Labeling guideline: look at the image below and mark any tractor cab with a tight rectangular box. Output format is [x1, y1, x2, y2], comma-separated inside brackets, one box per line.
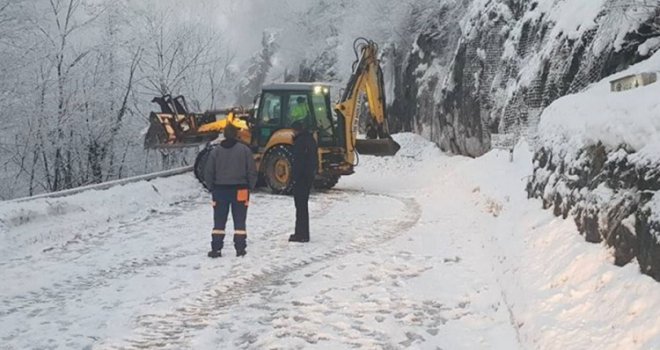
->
[252, 83, 341, 149]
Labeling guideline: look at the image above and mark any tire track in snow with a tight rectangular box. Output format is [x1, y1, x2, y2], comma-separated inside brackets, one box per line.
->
[0, 193, 203, 270]
[108, 191, 421, 349]
[0, 197, 205, 319]
[238, 251, 464, 349]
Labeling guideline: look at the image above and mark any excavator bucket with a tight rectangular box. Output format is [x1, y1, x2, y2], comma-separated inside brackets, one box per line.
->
[355, 138, 401, 156]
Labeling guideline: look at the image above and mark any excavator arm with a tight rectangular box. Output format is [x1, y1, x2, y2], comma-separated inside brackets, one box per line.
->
[335, 38, 400, 163]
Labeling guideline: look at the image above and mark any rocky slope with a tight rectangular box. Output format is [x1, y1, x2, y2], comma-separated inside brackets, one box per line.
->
[389, 0, 660, 157]
[528, 143, 660, 281]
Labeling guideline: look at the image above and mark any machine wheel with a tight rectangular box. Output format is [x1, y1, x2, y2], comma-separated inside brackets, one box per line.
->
[194, 144, 218, 190]
[314, 175, 340, 190]
[263, 145, 294, 195]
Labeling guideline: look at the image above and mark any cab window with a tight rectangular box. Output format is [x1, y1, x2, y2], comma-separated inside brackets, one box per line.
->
[256, 92, 283, 146]
[313, 93, 334, 138]
[259, 92, 282, 126]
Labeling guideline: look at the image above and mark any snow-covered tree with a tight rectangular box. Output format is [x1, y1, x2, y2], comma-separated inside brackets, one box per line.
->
[236, 30, 279, 106]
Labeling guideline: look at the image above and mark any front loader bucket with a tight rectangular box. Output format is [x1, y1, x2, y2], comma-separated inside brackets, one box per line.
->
[144, 112, 173, 149]
[355, 138, 401, 156]
[144, 112, 219, 149]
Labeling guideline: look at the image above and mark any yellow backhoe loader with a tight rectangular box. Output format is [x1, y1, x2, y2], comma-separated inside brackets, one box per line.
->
[144, 38, 400, 194]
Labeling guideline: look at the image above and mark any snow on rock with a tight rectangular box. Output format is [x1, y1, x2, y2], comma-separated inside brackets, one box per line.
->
[538, 51, 660, 158]
[390, 0, 659, 157]
[646, 194, 660, 243]
[529, 51, 660, 281]
[639, 37, 660, 56]
[545, 0, 608, 40]
[538, 80, 660, 154]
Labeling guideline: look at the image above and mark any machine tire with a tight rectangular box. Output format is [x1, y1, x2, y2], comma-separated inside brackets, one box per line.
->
[263, 145, 295, 195]
[314, 175, 340, 190]
[193, 144, 218, 190]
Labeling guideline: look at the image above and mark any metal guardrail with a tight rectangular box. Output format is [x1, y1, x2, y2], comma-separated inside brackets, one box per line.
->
[8, 166, 194, 203]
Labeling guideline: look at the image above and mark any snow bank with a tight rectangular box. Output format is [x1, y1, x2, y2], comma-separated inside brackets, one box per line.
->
[0, 173, 204, 258]
[353, 134, 660, 348]
[538, 51, 660, 161]
[462, 142, 660, 349]
[531, 50, 660, 281]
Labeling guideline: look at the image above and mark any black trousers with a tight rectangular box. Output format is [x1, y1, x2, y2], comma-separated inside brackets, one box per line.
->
[211, 185, 249, 252]
[293, 181, 312, 239]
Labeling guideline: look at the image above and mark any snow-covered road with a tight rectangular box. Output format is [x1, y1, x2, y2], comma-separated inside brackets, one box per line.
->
[1, 134, 659, 349]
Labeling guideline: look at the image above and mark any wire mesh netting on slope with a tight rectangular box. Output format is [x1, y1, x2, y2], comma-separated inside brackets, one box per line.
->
[490, 0, 659, 151]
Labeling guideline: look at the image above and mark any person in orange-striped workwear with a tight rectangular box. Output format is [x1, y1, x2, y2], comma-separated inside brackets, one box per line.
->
[203, 124, 258, 258]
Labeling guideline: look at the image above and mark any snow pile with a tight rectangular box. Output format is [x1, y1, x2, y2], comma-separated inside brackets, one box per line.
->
[359, 133, 446, 171]
[344, 133, 456, 192]
[0, 173, 204, 258]
[462, 143, 660, 349]
[529, 50, 660, 280]
[538, 50, 660, 161]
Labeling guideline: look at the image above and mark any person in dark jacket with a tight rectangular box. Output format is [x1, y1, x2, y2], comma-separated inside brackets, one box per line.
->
[289, 121, 318, 243]
[204, 124, 258, 257]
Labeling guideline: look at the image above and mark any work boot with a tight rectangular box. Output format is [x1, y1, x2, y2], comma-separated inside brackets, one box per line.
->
[207, 250, 222, 258]
[211, 233, 225, 252]
[234, 235, 247, 257]
[288, 234, 309, 243]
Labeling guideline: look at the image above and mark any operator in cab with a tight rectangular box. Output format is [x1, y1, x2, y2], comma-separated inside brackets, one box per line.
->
[203, 124, 258, 258]
[290, 96, 311, 124]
